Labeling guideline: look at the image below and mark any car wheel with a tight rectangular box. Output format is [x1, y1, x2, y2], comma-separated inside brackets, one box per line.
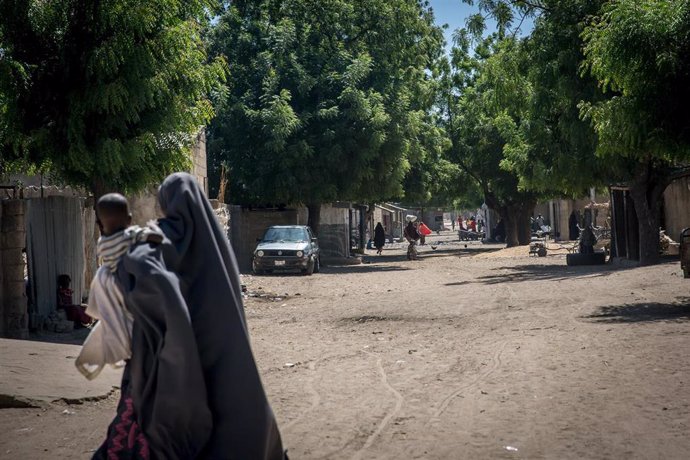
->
[313, 256, 320, 273]
[252, 264, 264, 275]
[304, 259, 315, 276]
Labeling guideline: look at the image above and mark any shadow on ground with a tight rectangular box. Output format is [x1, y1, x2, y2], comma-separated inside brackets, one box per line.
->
[320, 264, 412, 274]
[338, 313, 461, 325]
[356, 245, 500, 264]
[27, 328, 90, 346]
[415, 245, 500, 259]
[443, 260, 675, 286]
[583, 297, 690, 323]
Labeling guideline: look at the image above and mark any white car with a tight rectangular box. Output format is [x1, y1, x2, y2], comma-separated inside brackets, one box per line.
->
[252, 225, 321, 275]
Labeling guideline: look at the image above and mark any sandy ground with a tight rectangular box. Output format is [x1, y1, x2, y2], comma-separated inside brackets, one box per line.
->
[2, 231, 689, 459]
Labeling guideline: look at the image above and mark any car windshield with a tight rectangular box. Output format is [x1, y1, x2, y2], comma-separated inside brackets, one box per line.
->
[262, 227, 308, 242]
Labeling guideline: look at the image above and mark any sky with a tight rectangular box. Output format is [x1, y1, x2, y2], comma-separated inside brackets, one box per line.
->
[426, 0, 534, 52]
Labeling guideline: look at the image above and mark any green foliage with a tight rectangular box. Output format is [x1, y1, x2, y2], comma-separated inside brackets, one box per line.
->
[581, 0, 690, 163]
[207, 0, 445, 206]
[441, 35, 540, 213]
[500, 0, 612, 195]
[0, 0, 226, 193]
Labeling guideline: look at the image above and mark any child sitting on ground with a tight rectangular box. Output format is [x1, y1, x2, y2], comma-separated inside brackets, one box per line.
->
[57, 274, 93, 328]
[76, 193, 162, 380]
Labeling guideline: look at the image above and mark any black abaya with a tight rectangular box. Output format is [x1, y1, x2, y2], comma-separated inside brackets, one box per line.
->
[157, 173, 285, 460]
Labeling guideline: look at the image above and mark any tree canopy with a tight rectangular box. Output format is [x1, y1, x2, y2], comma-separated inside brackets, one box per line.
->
[581, 0, 690, 162]
[206, 0, 445, 219]
[2, 0, 688, 262]
[450, 0, 690, 262]
[438, 34, 541, 246]
[0, 0, 226, 195]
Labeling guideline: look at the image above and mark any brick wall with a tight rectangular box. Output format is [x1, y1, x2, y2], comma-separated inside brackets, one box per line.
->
[230, 207, 299, 273]
[1, 200, 28, 338]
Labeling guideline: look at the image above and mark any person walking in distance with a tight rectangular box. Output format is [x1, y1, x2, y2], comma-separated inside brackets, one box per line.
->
[373, 222, 386, 255]
[404, 215, 421, 260]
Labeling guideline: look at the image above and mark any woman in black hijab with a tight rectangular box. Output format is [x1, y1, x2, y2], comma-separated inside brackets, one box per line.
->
[95, 173, 284, 459]
[569, 210, 581, 241]
[156, 172, 285, 459]
[373, 222, 386, 255]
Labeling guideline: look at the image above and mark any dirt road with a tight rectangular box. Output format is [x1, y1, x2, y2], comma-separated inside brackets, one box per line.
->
[2, 232, 689, 459]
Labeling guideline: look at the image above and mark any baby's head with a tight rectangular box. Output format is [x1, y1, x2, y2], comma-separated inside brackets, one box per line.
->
[96, 193, 131, 236]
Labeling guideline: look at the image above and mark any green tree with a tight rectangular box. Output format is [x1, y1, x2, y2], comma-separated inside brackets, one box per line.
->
[0, 0, 226, 196]
[207, 0, 444, 234]
[499, 1, 610, 196]
[441, 35, 540, 247]
[460, 0, 690, 264]
[581, 0, 690, 264]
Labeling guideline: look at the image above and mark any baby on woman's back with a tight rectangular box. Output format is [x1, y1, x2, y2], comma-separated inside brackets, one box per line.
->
[76, 193, 162, 380]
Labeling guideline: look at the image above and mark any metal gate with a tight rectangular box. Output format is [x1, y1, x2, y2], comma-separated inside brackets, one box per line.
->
[25, 196, 85, 325]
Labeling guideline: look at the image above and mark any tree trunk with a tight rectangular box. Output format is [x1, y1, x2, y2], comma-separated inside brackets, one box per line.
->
[91, 178, 109, 208]
[517, 202, 535, 246]
[359, 206, 366, 250]
[502, 205, 520, 248]
[628, 184, 660, 266]
[629, 184, 660, 266]
[627, 163, 672, 266]
[365, 203, 375, 240]
[307, 203, 321, 237]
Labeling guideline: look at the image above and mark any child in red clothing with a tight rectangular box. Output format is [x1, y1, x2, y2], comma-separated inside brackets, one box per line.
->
[57, 274, 93, 327]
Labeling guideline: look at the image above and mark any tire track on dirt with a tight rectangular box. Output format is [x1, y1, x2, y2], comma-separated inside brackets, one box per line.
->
[427, 339, 511, 423]
[283, 351, 364, 433]
[282, 360, 321, 432]
[350, 354, 404, 460]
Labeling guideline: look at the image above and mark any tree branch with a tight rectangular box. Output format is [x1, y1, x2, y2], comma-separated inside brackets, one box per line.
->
[508, 0, 551, 13]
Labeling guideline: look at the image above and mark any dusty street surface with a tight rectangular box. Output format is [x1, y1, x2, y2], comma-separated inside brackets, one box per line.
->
[2, 231, 689, 459]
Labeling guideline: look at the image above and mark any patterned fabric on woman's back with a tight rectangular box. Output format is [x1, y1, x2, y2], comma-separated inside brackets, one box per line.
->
[92, 366, 149, 459]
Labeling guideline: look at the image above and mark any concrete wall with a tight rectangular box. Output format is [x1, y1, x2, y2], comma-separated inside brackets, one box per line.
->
[1, 200, 28, 338]
[229, 204, 350, 270]
[548, 192, 609, 241]
[664, 176, 690, 242]
[318, 204, 350, 259]
[419, 210, 444, 231]
[128, 189, 162, 225]
[230, 207, 299, 273]
[191, 131, 208, 195]
[371, 206, 403, 241]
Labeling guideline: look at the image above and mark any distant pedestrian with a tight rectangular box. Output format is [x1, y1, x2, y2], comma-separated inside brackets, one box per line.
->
[493, 219, 506, 243]
[468, 216, 477, 233]
[374, 222, 386, 255]
[459, 217, 467, 231]
[418, 221, 432, 245]
[536, 214, 545, 228]
[404, 215, 420, 260]
[569, 211, 580, 241]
